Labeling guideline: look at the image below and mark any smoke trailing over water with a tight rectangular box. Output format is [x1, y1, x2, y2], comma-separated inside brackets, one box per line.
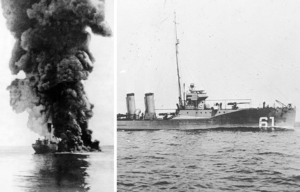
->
[1, 0, 111, 152]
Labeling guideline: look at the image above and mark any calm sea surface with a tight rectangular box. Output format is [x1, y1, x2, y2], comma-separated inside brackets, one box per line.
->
[0, 145, 114, 192]
[118, 129, 300, 192]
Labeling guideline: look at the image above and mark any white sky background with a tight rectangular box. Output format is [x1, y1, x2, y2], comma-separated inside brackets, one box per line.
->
[0, 0, 114, 146]
[118, 0, 300, 121]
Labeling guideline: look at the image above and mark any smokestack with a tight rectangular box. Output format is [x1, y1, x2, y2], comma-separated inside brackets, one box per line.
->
[47, 123, 51, 133]
[126, 93, 136, 119]
[2, 0, 111, 152]
[144, 93, 156, 120]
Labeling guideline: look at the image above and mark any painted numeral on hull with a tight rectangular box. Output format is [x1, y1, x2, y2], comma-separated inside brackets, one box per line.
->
[259, 117, 274, 127]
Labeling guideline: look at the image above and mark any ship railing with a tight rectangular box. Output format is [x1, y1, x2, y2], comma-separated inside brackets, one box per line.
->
[205, 99, 252, 110]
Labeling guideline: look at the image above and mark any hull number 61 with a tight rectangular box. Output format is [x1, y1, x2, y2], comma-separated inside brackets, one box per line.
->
[259, 117, 274, 127]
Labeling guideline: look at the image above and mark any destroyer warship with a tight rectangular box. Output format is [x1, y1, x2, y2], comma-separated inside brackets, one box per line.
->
[117, 13, 296, 131]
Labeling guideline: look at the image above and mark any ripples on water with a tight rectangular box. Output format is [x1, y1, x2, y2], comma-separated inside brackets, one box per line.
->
[0, 145, 113, 192]
[118, 129, 300, 191]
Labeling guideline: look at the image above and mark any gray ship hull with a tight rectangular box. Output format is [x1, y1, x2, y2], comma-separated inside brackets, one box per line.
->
[32, 143, 58, 154]
[117, 107, 296, 130]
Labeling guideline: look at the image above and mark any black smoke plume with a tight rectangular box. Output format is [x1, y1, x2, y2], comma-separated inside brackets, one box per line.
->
[1, 0, 111, 152]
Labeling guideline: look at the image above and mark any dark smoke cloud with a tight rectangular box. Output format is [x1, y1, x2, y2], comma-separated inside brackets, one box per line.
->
[2, 0, 111, 152]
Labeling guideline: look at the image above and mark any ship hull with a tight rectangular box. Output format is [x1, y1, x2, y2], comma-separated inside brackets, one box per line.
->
[32, 143, 58, 154]
[117, 108, 296, 130]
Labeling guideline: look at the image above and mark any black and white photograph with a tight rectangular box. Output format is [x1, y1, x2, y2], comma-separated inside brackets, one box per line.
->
[0, 0, 114, 191]
[2, 0, 300, 191]
[117, 0, 300, 191]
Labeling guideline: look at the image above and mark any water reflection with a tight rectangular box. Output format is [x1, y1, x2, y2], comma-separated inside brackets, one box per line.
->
[16, 153, 90, 192]
[54, 154, 90, 190]
[0, 146, 113, 191]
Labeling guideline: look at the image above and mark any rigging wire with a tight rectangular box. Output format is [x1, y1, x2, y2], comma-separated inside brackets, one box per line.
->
[131, 14, 172, 87]
[214, 30, 290, 100]
[174, 20, 210, 94]
[126, 0, 296, 105]
[179, 45, 209, 92]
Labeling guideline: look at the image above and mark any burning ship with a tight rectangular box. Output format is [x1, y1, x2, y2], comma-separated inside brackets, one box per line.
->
[32, 139, 57, 154]
[32, 123, 58, 154]
[117, 13, 296, 130]
[2, 0, 111, 153]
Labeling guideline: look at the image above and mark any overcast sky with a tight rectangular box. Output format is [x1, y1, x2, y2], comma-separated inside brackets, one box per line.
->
[118, 0, 300, 121]
[0, 0, 114, 146]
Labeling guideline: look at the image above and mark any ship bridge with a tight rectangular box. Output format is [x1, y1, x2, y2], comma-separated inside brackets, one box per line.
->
[184, 83, 208, 110]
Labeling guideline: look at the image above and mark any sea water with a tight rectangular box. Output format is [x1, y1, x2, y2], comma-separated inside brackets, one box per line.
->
[117, 129, 300, 191]
[0, 145, 114, 192]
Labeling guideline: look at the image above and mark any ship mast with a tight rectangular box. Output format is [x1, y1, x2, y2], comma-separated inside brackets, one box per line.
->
[174, 12, 183, 108]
